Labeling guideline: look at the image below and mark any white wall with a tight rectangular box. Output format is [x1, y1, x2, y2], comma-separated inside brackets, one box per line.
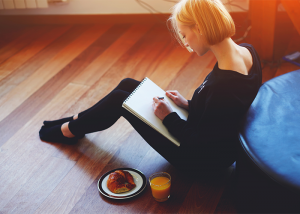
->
[0, 0, 251, 15]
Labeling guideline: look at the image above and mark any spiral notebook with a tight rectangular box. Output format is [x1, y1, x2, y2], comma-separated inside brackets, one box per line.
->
[122, 77, 189, 147]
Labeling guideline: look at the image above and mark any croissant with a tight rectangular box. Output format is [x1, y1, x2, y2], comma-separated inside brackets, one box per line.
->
[107, 170, 136, 193]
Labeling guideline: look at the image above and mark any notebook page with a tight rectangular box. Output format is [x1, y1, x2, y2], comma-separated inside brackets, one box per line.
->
[122, 78, 188, 146]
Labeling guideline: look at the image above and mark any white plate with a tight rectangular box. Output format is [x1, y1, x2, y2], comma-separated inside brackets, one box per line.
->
[98, 168, 147, 199]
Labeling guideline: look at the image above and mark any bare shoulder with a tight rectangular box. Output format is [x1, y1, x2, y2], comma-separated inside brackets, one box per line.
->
[241, 46, 253, 71]
[219, 46, 253, 75]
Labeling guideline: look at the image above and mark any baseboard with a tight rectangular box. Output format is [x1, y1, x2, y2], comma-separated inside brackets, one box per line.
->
[0, 12, 248, 25]
[0, 14, 171, 25]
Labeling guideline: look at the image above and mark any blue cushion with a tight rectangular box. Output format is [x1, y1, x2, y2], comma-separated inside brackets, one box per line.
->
[239, 69, 300, 192]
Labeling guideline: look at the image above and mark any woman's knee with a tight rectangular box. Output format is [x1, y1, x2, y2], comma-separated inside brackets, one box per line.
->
[116, 78, 140, 92]
[108, 90, 130, 105]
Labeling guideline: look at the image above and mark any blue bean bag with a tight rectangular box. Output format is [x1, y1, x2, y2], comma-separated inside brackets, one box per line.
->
[236, 69, 300, 213]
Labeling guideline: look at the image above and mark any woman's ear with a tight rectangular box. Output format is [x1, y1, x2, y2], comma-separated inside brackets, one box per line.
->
[195, 24, 202, 35]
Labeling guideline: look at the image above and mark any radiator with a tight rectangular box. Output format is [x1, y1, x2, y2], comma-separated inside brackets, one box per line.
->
[0, 0, 49, 9]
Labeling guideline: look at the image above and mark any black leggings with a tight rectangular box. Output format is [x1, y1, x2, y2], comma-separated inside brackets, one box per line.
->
[68, 78, 227, 172]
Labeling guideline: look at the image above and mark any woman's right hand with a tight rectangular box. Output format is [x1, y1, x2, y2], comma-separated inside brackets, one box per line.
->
[166, 90, 189, 110]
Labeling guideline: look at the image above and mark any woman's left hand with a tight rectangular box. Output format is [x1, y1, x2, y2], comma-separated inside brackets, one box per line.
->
[152, 97, 173, 120]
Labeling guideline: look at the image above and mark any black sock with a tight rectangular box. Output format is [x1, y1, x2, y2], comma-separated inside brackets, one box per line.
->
[43, 116, 74, 127]
[39, 124, 78, 145]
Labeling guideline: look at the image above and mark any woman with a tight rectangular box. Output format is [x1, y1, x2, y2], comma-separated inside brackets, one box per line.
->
[40, 0, 262, 172]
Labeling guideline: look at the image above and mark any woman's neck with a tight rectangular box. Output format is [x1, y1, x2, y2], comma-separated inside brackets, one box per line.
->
[209, 38, 239, 65]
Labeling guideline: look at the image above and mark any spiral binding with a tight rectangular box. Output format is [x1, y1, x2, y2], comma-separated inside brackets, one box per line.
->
[123, 77, 148, 104]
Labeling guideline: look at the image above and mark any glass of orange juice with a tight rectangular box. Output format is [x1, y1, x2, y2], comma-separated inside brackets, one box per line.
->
[149, 172, 171, 202]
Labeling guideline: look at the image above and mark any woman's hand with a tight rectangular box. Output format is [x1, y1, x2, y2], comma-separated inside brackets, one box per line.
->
[152, 97, 173, 120]
[166, 90, 189, 110]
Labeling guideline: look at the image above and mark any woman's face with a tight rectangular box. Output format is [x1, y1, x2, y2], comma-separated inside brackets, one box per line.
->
[176, 21, 209, 56]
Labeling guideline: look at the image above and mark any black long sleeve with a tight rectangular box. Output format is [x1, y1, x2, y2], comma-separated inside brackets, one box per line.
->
[163, 43, 262, 150]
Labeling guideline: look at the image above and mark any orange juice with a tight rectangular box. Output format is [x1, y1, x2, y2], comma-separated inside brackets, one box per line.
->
[149, 172, 171, 202]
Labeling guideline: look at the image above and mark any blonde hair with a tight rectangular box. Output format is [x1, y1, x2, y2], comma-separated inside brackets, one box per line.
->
[168, 0, 235, 50]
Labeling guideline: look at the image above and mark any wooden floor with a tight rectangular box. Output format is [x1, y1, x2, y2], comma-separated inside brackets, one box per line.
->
[0, 23, 299, 214]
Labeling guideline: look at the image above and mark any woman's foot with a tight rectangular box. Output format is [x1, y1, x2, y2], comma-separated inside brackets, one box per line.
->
[39, 124, 78, 145]
[40, 119, 85, 144]
[43, 114, 79, 127]
[61, 122, 75, 138]
[61, 121, 85, 139]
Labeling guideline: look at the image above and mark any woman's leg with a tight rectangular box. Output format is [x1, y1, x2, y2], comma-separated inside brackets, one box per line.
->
[43, 78, 140, 127]
[40, 77, 187, 167]
[39, 78, 140, 143]
[67, 78, 140, 135]
[68, 89, 131, 135]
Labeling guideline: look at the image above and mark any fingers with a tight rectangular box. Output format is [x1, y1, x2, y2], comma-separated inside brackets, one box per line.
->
[166, 90, 178, 95]
[152, 96, 173, 120]
[152, 101, 156, 109]
[153, 96, 162, 104]
[153, 96, 166, 103]
[166, 90, 179, 99]
[166, 92, 178, 102]
[166, 91, 174, 99]
[153, 97, 164, 110]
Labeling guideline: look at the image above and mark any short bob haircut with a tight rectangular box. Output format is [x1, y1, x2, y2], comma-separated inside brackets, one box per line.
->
[168, 0, 235, 51]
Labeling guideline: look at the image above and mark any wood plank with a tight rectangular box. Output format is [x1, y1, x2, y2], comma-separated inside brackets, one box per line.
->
[177, 168, 234, 213]
[0, 83, 89, 210]
[0, 25, 89, 99]
[0, 25, 71, 82]
[166, 51, 215, 99]
[68, 131, 151, 213]
[72, 24, 153, 86]
[64, 24, 167, 115]
[1, 156, 76, 214]
[33, 118, 134, 214]
[0, 24, 131, 147]
[127, 37, 174, 81]
[149, 44, 192, 89]
[0, 135, 52, 210]
[281, 0, 300, 35]
[0, 24, 111, 122]
[0, 83, 89, 165]
[0, 25, 27, 49]
[0, 25, 51, 65]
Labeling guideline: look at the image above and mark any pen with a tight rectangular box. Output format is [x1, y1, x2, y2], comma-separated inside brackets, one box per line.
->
[158, 97, 164, 100]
